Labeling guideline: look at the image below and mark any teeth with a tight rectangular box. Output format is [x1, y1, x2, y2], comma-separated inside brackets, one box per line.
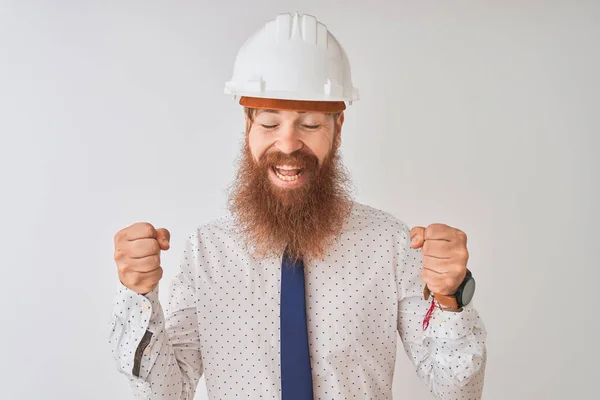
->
[274, 169, 304, 182]
[276, 165, 301, 171]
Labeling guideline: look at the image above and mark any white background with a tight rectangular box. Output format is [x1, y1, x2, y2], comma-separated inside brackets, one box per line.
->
[1, 1, 598, 399]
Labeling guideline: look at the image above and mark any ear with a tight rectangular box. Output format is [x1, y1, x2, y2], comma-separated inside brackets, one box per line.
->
[334, 111, 344, 148]
[337, 111, 345, 128]
[244, 111, 253, 137]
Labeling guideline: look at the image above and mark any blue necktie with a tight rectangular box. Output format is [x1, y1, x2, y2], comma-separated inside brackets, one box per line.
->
[280, 253, 314, 399]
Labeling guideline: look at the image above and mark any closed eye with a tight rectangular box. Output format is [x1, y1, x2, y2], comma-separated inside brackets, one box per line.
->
[302, 124, 321, 130]
[261, 124, 279, 129]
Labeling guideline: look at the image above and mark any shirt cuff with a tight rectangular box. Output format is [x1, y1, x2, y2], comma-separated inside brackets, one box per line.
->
[424, 303, 479, 340]
[112, 282, 155, 331]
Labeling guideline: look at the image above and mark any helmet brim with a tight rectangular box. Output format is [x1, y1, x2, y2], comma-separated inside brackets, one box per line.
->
[239, 96, 346, 113]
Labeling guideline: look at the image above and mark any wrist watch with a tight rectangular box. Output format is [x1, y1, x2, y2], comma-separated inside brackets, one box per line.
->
[430, 270, 476, 310]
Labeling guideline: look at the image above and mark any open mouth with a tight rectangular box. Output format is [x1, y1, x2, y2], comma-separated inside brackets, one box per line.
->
[272, 165, 305, 182]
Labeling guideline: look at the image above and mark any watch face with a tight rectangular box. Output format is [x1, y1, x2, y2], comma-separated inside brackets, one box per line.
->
[460, 278, 476, 306]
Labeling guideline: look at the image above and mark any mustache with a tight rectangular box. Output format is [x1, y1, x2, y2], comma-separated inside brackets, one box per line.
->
[259, 149, 319, 170]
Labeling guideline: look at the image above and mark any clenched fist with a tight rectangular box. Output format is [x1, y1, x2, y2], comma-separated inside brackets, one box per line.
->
[410, 223, 468, 296]
[114, 222, 171, 295]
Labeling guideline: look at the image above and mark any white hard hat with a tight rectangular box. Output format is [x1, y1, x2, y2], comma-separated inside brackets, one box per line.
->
[224, 12, 359, 112]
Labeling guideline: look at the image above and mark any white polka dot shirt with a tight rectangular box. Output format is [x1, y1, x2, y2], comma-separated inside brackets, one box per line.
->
[109, 203, 487, 399]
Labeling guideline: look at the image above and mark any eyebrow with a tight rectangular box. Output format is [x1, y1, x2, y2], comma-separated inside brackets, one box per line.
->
[257, 109, 306, 115]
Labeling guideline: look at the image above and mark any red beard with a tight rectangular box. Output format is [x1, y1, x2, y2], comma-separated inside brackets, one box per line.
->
[228, 142, 353, 262]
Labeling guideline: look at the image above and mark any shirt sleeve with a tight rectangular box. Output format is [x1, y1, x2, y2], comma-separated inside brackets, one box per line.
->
[396, 224, 487, 399]
[109, 233, 203, 399]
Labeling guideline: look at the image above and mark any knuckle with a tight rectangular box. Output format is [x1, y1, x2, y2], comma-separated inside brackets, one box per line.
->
[457, 248, 469, 261]
[138, 222, 156, 238]
[118, 259, 133, 272]
[113, 248, 122, 261]
[410, 226, 423, 237]
[155, 267, 164, 281]
[114, 246, 130, 261]
[428, 223, 444, 231]
[424, 225, 434, 237]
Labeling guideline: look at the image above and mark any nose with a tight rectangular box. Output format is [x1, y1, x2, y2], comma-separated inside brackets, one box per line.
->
[274, 125, 304, 154]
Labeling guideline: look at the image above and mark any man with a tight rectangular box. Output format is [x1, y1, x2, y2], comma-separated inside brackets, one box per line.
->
[110, 12, 486, 400]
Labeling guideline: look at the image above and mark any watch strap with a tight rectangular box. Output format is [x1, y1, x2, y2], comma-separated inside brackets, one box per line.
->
[432, 293, 460, 309]
[424, 285, 461, 309]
